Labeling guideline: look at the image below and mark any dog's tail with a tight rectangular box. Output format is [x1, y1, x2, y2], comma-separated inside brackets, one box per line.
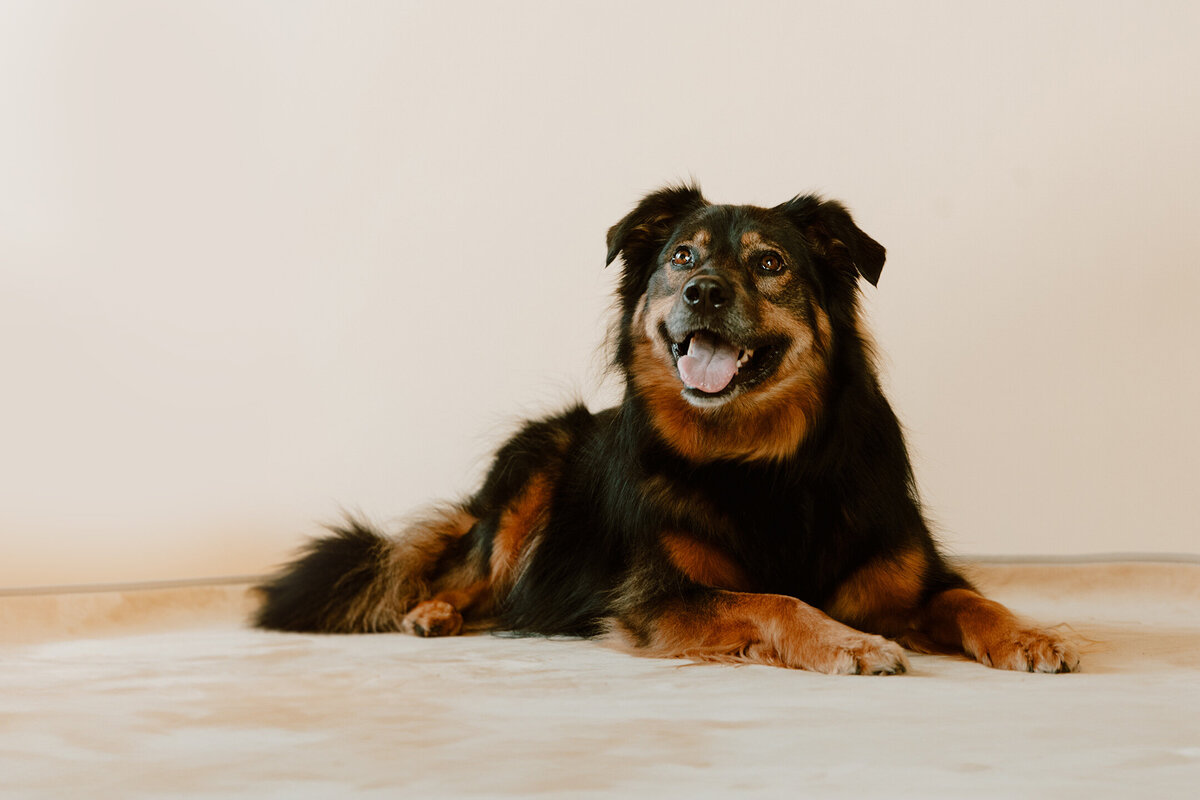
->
[253, 506, 478, 633]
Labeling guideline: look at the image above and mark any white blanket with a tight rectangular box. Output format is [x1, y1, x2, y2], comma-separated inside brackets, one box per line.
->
[2, 561, 1198, 798]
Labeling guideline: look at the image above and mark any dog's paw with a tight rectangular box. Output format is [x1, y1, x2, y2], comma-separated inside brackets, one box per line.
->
[974, 627, 1079, 673]
[401, 600, 463, 637]
[820, 632, 910, 676]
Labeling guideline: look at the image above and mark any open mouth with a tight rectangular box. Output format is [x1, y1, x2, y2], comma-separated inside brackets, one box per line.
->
[664, 327, 786, 401]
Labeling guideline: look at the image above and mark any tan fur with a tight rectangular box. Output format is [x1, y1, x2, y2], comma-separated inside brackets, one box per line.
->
[401, 600, 463, 637]
[628, 324, 828, 462]
[387, 470, 560, 639]
[661, 532, 750, 591]
[401, 580, 493, 637]
[628, 237, 834, 463]
[637, 292, 677, 344]
[489, 473, 554, 588]
[738, 230, 769, 250]
[827, 548, 927, 636]
[912, 588, 1080, 673]
[607, 590, 908, 675]
[336, 506, 478, 633]
[737, 231, 792, 288]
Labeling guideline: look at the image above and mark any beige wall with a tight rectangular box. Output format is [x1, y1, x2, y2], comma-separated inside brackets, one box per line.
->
[2, 0, 1198, 587]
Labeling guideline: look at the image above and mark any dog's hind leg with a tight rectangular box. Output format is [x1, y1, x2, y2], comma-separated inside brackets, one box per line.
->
[256, 407, 590, 636]
[401, 580, 491, 637]
[254, 505, 486, 634]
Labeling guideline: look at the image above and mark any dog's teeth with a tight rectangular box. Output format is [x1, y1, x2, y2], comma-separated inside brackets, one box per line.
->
[737, 349, 753, 368]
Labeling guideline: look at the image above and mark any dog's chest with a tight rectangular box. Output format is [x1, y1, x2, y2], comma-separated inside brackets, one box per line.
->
[687, 467, 855, 602]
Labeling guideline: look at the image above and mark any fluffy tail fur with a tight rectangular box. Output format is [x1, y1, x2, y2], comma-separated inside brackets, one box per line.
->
[254, 506, 479, 633]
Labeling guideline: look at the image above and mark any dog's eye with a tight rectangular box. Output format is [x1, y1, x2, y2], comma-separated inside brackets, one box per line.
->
[759, 252, 784, 273]
[671, 247, 693, 267]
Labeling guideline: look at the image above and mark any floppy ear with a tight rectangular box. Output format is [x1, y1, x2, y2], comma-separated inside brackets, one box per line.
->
[775, 195, 886, 287]
[606, 184, 708, 307]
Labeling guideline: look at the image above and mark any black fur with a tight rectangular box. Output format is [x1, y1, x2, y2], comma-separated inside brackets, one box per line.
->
[253, 184, 1080, 675]
[255, 520, 392, 632]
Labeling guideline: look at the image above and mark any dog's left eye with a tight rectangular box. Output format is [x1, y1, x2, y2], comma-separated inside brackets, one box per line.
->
[671, 247, 693, 266]
[759, 252, 784, 272]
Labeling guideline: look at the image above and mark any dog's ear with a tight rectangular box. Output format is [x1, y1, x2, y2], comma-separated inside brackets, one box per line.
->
[775, 195, 886, 287]
[606, 184, 708, 305]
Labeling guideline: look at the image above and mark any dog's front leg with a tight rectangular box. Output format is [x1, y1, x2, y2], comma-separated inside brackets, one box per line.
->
[610, 590, 909, 675]
[909, 588, 1080, 673]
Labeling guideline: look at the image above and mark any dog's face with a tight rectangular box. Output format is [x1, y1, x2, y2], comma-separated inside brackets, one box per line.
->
[641, 205, 832, 409]
[607, 185, 885, 461]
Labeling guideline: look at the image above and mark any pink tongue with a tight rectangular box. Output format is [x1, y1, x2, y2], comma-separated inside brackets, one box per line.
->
[677, 331, 739, 393]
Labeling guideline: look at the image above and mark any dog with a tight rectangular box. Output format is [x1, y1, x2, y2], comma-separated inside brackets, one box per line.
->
[254, 185, 1079, 675]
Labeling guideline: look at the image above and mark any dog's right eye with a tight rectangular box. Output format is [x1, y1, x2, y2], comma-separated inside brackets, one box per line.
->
[671, 247, 693, 266]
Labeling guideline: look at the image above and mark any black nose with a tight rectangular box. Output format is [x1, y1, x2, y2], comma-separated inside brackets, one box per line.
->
[682, 275, 730, 312]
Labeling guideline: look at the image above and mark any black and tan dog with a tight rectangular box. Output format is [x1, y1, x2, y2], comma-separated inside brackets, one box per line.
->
[255, 185, 1079, 675]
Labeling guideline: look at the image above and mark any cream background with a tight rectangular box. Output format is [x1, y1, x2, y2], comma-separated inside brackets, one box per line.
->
[2, 0, 1198, 587]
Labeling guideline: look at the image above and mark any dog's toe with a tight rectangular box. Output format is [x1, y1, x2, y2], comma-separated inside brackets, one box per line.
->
[824, 633, 909, 676]
[979, 628, 1079, 673]
[401, 600, 463, 638]
[854, 637, 910, 676]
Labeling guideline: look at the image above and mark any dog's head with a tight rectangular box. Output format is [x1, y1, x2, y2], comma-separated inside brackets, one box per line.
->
[607, 184, 885, 462]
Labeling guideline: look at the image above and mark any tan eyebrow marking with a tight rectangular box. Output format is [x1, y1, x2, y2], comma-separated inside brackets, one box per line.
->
[740, 230, 781, 253]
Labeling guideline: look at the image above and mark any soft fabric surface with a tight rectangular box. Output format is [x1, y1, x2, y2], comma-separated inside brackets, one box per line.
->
[2, 561, 1198, 798]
